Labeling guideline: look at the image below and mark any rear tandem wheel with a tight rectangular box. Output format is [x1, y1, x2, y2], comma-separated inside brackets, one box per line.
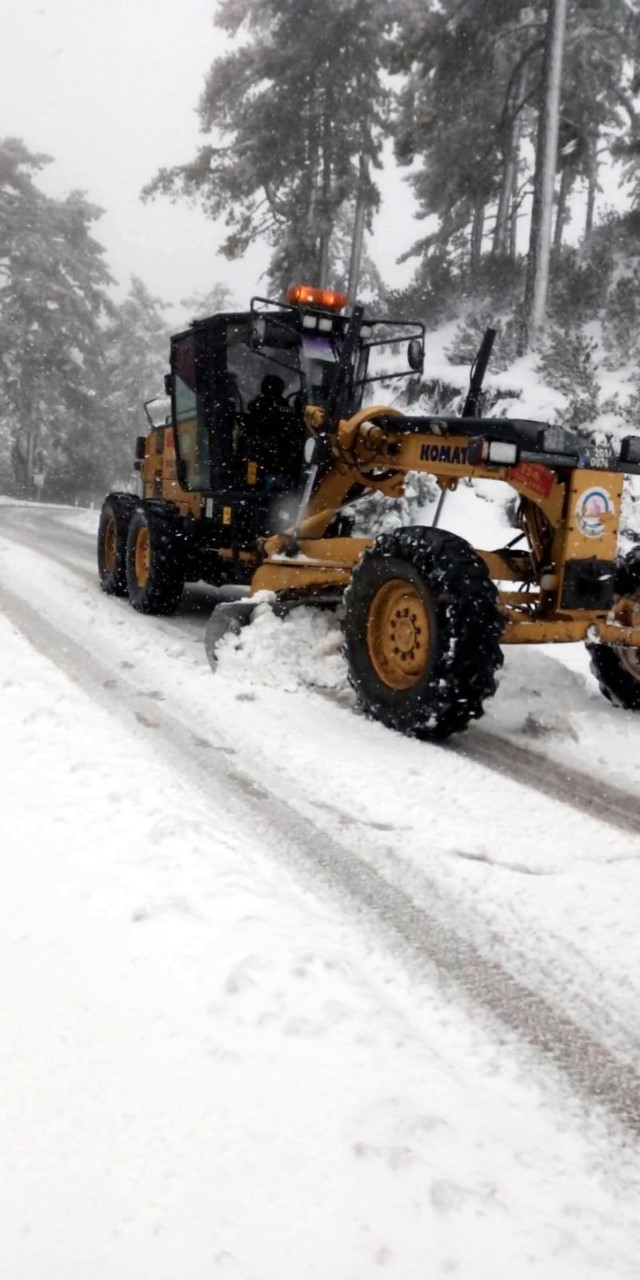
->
[97, 492, 137, 596]
[126, 503, 186, 615]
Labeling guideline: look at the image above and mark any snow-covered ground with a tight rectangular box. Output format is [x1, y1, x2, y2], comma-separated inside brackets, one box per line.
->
[1, 498, 640, 1278]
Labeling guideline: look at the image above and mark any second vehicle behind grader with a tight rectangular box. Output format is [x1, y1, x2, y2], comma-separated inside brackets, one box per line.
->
[98, 283, 640, 740]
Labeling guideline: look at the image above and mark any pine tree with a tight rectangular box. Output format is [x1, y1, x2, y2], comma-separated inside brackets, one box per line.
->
[609, 10, 640, 206]
[144, 0, 391, 293]
[391, 0, 542, 275]
[179, 281, 237, 326]
[391, 0, 637, 298]
[554, 0, 638, 247]
[101, 276, 170, 489]
[0, 138, 113, 500]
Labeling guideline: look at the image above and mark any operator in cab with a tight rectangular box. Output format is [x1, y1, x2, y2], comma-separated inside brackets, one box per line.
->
[244, 373, 303, 492]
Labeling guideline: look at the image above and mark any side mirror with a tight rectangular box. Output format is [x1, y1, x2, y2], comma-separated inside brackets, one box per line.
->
[133, 435, 146, 472]
[164, 373, 173, 396]
[407, 338, 424, 373]
[250, 316, 266, 349]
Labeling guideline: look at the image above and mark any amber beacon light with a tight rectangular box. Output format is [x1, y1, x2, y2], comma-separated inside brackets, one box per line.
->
[286, 283, 348, 311]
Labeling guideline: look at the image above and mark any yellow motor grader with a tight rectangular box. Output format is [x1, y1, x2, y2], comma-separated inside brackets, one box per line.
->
[98, 283, 640, 740]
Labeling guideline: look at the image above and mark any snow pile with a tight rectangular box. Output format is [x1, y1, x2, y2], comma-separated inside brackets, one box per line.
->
[404, 311, 636, 452]
[216, 599, 350, 696]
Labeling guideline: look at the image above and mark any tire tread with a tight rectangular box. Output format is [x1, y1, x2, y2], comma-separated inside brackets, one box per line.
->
[343, 525, 503, 740]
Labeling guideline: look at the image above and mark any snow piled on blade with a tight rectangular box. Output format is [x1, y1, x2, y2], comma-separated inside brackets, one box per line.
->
[216, 601, 351, 696]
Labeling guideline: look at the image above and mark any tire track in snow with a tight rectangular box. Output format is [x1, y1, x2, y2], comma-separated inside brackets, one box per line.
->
[0, 516, 212, 638]
[0, 520, 97, 585]
[451, 730, 640, 838]
[2, 579, 640, 1143]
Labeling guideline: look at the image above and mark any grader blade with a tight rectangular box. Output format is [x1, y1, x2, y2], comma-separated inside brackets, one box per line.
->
[204, 599, 260, 670]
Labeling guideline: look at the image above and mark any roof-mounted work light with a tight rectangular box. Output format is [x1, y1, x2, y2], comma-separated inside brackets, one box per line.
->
[286, 284, 348, 311]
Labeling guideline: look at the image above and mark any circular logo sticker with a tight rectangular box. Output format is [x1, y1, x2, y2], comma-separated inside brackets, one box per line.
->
[575, 487, 615, 539]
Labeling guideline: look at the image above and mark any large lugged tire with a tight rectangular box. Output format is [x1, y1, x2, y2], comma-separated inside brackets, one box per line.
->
[126, 503, 186, 615]
[97, 492, 137, 596]
[586, 545, 640, 710]
[343, 526, 504, 740]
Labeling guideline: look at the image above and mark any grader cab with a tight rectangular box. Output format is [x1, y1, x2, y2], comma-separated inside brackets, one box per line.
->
[97, 285, 640, 741]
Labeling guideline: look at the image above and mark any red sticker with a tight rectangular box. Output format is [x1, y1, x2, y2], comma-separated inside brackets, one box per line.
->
[510, 461, 554, 499]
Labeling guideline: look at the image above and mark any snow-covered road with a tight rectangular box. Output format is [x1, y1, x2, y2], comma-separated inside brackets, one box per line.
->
[1, 499, 640, 1278]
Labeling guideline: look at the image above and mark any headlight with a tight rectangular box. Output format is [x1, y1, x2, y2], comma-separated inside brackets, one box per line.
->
[467, 437, 519, 467]
[487, 440, 518, 466]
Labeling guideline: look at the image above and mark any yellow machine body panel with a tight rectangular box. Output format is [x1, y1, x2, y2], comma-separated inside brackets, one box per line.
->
[140, 427, 203, 519]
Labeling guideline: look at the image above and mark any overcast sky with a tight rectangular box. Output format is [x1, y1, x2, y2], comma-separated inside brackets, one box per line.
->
[0, 0, 419, 319]
[1, 0, 631, 324]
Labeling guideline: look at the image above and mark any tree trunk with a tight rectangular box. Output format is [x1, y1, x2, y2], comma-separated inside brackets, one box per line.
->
[509, 150, 520, 259]
[493, 65, 528, 257]
[520, 0, 568, 354]
[318, 227, 331, 288]
[20, 381, 37, 498]
[470, 198, 485, 274]
[552, 164, 572, 261]
[299, 87, 321, 282]
[317, 91, 334, 287]
[585, 131, 598, 238]
[347, 156, 368, 307]
[494, 162, 514, 257]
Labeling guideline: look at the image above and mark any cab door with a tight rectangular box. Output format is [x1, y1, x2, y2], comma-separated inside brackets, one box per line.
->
[170, 327, 216, 492]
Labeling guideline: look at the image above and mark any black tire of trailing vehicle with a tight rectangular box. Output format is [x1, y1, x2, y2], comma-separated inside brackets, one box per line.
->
[97, 492, 138, 596]
[343, 526, 504, 741]
[586, 545, 640, 711]
[126, 503, 186, 615]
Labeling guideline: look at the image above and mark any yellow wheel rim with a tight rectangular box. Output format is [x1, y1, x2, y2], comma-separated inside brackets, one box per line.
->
[103, 517, 117, 573]
[367, 578, 430, 691]
[134, 525, 151, 588]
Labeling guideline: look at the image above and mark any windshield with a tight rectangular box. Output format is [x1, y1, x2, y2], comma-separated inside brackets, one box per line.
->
[300, 331, 365, 415]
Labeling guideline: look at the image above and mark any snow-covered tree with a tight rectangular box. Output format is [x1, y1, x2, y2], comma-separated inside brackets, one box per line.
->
[144, 0, 391, 293]
[392, 0, 638, 297]
[392, 0, 540, 275]
[101, 276, 170, 489]
[0, 138, 113, 499]
[179, 281, 237, 326]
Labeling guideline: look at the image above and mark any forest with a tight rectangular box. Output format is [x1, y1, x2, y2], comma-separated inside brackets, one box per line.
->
[1, 0, 639, 504]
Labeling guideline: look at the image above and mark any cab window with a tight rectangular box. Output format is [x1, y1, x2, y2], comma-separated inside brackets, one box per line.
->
[172, 332, 212, 490]
[174, 338, 197, 422]
[225, 321, 300, 406]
